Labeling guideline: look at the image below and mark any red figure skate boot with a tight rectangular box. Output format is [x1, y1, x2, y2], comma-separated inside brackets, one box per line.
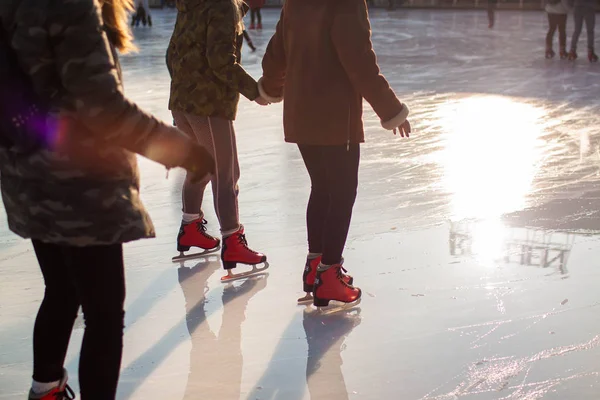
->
[559, 47, 568, 60]
[29, 370, 75, 400]
[313, 265, 361, 308]
[221, 227, 268, 282]
[545, 48, 555, 59]
[173, 219, 220, 262]
[257, 23, 263, 30]
[567, 50, 578, 61]
[249, 23, 256, 30]
[298, 256, 354, 303]
[588, 49, 598, 62]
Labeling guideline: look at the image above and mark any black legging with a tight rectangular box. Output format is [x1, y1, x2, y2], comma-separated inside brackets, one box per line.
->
[487, 0, 497, 27]
[250, 8, 262, 25]
[547, 13, 568, 51]
[298, 144, 360, 265]
[32, 240, 125, 399]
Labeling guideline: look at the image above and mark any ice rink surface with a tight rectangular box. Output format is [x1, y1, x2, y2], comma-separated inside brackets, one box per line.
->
[1, 8, 600, 400]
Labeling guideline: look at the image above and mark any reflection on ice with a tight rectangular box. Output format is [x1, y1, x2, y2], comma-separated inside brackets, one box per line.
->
[179, 262, 268, 399]
[450, 220, 575, 275]
[304, 309, 361, 400]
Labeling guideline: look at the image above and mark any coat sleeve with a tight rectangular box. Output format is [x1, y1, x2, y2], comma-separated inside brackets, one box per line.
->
[12, 0, 192, 168]
[206, 2, 259, 101]
[259, 7, 285, 103]
[331, 0, 408, 129]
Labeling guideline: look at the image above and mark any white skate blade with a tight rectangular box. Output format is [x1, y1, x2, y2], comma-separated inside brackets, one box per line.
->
[171, 246, 220, 262]
[297, 292, 314, 304]
[220, 262, 269, 283]
[316, 298, 362, 315]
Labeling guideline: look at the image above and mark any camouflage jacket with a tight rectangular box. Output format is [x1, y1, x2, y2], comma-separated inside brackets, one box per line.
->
[0, 0, 194, 246]
[167, 0, 259, 120]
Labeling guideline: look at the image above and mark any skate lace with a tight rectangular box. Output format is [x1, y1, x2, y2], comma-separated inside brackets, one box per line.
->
[54, 385, 75, 399]
[336, 267, 352, 287]
[237, 233, 258, 254]
[195, 219, 211, 237]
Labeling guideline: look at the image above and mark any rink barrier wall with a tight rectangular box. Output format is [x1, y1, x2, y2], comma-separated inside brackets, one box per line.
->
[148, 0, 599, 11]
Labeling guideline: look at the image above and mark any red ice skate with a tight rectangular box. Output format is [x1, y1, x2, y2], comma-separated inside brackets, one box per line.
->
[588, 49, 598, 62]
[545, 48, 555, 59]
[313, 265, 361, 311]
[298, 256, 354, 304]
[559, 49, 568, 60]
[28, 370, 75, 400]
[173, 219, 220, 262]
[257, 23, 263, 30]
[221, 227, 268, 282]
[249, 23, 256, 30]
[567, 50, 578, 61]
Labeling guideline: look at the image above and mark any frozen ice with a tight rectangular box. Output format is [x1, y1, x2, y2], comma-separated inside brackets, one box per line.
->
[1, 8, 600, 400]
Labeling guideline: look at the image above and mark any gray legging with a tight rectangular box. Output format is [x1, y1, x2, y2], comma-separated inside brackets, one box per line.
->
[172, 111, 241, 236]
[571, 6, 595, 51]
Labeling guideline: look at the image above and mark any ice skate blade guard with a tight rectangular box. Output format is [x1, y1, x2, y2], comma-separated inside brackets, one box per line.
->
[220, 262, 269, 283]
[172, 246, 220, 262]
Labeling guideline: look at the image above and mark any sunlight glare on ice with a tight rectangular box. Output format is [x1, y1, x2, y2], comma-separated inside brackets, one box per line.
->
[436, 95, 545, 220]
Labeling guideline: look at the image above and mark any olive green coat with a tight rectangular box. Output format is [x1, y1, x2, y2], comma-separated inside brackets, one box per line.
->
[167, 0, 259, 120]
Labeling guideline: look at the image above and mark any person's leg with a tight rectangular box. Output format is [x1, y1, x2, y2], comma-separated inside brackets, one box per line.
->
[320, 145, 360, 266]
[172, 112, 221, 254]
[298, 145, 329, 256]
[200, 117, 241, 235]
[546, 14, 558, 51]
[250, 9, 256, 27]
[180, 114, 240, 235]
[65, 244, 126, 399]
[243, 30, 256, 51]
[487, 0, 496, 28]
[558, 14, 568, 55]
[202, 116, 265, 270]
[31, 241, 80, 388]
[584, 8, 595, 51]
[173, 111, 209, 222]
[311, 144, 361, 307]
[257, 8, 262, 26]
[570, 8, 584, 53]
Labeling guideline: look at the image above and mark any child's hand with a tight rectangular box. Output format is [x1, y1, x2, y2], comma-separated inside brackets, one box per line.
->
[393, 120, 411, 138]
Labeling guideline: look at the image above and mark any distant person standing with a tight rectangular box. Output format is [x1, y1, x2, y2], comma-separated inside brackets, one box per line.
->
[132, 0, 152, 27]
[487, 0, 497, 28]
[567, 0, 597, 61]
[247, 0, 265, 29]
[545, 0, 571, 59]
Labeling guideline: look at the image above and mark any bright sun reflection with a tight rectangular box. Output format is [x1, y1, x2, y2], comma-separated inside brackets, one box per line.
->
[438, 96, 546, 266]
[471, 219, 508, 266]
[437, 95, 545, 220]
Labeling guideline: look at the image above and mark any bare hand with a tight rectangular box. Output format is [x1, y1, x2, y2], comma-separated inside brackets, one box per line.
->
[255, 96, 270, 106]
[393, 119, 411, 138]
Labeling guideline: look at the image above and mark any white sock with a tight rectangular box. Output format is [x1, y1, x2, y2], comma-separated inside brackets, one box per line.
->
[222, 224, 242, 238]
[31, 379, 60, 394]
[182, 213, 201, 224]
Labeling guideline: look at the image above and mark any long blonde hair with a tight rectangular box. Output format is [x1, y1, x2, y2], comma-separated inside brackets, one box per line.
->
[100, 0, 137, 53]
[232, 0, 245, 34]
